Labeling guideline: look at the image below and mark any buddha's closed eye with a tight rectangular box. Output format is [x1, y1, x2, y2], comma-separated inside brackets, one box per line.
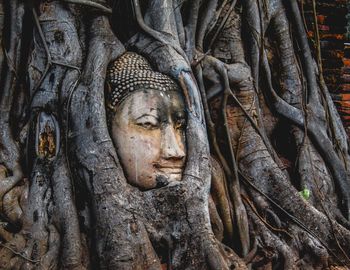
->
[136, 115, 159, 130]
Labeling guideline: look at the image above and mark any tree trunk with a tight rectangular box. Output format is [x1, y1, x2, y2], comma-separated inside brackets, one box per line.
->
[0, 0, 349, 269]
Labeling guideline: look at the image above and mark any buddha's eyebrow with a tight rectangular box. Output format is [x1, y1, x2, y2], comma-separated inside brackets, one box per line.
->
[133, 106, 159, 117]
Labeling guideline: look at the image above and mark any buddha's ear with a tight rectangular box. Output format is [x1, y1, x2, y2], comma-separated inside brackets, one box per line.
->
[104, 81, 114, 110]
[104, 79, 112, 95]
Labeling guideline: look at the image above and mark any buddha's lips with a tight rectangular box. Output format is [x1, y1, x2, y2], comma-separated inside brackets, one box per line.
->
[156, 167, 183, 174]
[154, 163, 184, 175]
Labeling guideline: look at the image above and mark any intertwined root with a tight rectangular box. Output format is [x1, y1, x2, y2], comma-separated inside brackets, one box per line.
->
[0, 0, 349, 269]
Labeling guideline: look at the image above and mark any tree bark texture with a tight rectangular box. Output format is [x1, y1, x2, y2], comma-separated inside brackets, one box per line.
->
[0, 0, 349, 269]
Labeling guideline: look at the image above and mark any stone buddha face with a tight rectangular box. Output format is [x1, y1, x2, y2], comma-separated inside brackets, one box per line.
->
[106, 53, 187, 190]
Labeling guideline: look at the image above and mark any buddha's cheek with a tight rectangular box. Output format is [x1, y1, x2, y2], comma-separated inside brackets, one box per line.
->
[131, 134, 160, 189]
[115, 128, 161, 190]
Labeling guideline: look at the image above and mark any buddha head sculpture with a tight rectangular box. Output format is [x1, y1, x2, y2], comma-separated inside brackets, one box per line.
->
[105, 52, 187, 190]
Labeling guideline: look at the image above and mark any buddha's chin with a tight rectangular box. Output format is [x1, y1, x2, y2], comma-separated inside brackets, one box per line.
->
[155, 172, 182, 188]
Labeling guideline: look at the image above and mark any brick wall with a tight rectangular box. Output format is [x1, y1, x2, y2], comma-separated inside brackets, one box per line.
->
[301, 0, 350, 135]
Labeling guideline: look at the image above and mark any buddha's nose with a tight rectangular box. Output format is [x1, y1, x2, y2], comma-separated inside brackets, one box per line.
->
[161, 125, 186, 160]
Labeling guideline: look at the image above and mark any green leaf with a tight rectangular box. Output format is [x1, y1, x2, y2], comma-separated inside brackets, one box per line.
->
[299, 188, 310, 200]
